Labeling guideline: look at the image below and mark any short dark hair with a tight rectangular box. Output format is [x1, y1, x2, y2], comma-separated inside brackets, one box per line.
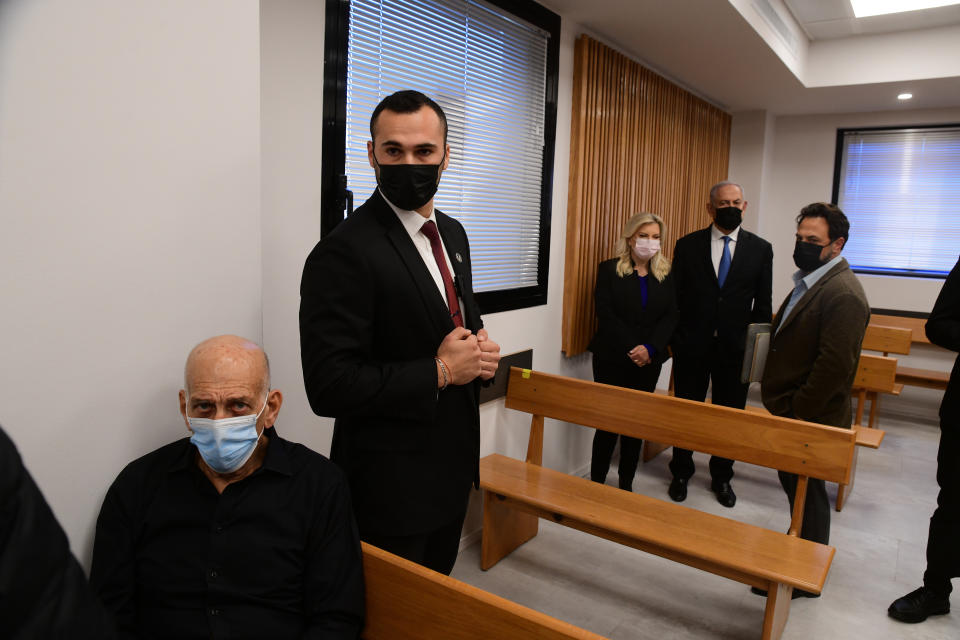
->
[369, 90, 448, 144]
[796, 202, 850, 244]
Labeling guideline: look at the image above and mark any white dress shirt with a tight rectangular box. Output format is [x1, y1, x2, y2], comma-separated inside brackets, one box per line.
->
[382, 190, 460, 309]
[710, 223, 740, 276]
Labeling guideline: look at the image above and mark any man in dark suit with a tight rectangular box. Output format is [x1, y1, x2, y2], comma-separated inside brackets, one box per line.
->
[761, 203, 869, 591]
[669, 181, 772, 507]
[889, 256, 960, 623]
[299, 90, 500, 575]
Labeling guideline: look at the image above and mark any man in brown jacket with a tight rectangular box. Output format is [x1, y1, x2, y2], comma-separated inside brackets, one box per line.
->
[761, 203, 869, 583]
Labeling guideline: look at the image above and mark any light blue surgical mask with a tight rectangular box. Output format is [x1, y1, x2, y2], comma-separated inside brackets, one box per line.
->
[187, 395, 268, 474]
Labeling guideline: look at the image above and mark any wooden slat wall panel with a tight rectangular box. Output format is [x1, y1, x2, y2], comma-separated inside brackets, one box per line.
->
[562, 36, 732, 355]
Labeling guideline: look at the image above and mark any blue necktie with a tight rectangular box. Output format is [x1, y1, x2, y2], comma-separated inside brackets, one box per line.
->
[718, 236, 731, 287]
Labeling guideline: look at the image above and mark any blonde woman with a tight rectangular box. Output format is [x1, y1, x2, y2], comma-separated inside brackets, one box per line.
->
[588, 213, 678, 492]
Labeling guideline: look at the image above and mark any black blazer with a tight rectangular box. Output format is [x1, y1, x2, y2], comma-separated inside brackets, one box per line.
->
[589, 259, 677, 366]
[927, 256, 960, 423]
[671, 226, 772, 356]
[299, 190, 483, 536]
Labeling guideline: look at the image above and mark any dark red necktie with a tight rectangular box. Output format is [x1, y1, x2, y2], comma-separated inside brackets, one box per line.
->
[420, 220, 463, 327]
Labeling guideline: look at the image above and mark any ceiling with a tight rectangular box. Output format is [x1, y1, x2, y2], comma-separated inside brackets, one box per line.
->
[784, 0, 960, 39]
[539, 0, 960, 115]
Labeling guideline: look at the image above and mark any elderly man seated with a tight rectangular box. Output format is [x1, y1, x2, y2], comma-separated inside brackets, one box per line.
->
[90, 335, 364, 639]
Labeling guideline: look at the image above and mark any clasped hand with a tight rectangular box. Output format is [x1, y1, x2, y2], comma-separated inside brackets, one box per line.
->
[437, 327, 501, 386]
[628, 345, 651, 367]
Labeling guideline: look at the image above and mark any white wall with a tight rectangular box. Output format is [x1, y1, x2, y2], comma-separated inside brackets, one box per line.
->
[260, 0, 333, 457]
[0, 0, 261, 564]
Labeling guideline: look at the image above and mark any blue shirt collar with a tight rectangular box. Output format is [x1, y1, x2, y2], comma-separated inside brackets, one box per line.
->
[792, 254, 843, 290]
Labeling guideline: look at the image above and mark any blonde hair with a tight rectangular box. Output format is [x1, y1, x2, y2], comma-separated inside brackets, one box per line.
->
[614, 212, 671, 281]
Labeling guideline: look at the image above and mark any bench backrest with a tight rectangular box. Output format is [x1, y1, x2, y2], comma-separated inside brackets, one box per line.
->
[505, 368, 855, 484]
[854, 353, 898, 393]
[862, 324, 912, 354]
[360, 542, 606, 640]
[870, 314, 929, 344]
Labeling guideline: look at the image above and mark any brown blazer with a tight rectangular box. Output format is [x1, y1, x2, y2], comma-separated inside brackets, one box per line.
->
[761, 258, 870, 428]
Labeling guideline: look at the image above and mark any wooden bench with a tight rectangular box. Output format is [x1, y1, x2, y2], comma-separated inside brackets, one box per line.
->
[871, 313, 949, 391]
[361, 542, 605, 640]
[855, 325, 911, 429]
[871, 313, 929, 344]
[742, 397, 885, 512]
[481, 368, 857, 640]
[645, 357, 887, 512]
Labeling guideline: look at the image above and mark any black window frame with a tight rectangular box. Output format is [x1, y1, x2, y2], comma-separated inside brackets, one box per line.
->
[832, 123, 960, 280]
[320, 0, 561, 313]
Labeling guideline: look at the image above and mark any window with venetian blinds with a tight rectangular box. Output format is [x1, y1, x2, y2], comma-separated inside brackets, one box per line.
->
[834, 126, 960, 278]
[341, 0, 557, 306]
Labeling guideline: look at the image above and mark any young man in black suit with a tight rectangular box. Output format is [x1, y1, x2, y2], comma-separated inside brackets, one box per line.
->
[889, 256, 960, 623]
[299, 90, 500, 575]
[668, 181, 772, 507]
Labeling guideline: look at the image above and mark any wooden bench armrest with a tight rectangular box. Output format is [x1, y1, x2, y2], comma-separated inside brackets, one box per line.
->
[361, 542, 606, 640]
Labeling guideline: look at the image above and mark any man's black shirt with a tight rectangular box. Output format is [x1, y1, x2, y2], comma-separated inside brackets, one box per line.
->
[90, 427, 364, 639]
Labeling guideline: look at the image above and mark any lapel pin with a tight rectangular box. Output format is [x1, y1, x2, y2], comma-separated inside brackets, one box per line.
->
[455, 253, 463, 263]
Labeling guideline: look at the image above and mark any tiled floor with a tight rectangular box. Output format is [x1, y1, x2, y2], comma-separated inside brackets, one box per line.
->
[452, 392, 960, 639]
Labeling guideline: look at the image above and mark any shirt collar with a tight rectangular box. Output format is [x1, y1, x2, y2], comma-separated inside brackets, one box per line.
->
[380, 188, 436, 237]
[170, 426, 292, 477]
[711, 223, 740, 243]
[792, 254, 843, 289]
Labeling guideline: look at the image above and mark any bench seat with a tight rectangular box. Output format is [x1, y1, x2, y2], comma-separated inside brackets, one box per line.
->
[896, 366, 949, 391]
[481, 453, 833, 594]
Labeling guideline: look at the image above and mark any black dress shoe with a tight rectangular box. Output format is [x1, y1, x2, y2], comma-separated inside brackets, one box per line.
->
[712, 481, 736, 508]
[888, 586, 950, 623]
[750, 586, 820, 599]
[668, 477, 687, 502]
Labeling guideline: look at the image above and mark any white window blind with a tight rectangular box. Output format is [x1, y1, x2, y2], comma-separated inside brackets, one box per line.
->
[345, 0, 549, 292]
[837, 127, 960, 277]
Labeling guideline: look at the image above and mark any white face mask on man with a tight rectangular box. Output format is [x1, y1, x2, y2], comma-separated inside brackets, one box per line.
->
[632, 238, 660, 260]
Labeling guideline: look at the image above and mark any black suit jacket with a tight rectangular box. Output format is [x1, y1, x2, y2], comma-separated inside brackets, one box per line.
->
[299, 190, 483, 536]
[588, 259, 678, 387]
[671, 226, 773, 356]
[927, 256, 960, 423]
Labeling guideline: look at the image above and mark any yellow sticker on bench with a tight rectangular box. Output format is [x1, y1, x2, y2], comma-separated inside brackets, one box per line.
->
[521, 369, 532, 378]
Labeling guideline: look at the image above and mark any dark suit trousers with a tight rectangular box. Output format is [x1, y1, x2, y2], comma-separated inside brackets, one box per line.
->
[670, 338, 748, 484]
[590, 355, 660, 491]
[361, 507, 468, 576]
[924, 422, 960, 595]
[777, 471, 830, 545]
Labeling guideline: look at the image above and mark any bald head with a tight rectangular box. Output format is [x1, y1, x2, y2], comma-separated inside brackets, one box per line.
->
[184, 335, 271, 397]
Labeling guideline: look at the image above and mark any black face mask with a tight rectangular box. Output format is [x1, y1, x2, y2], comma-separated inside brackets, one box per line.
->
[714, 206, 742, 231]
[374, 153, 444, 211]
[793, 239, 829, 272]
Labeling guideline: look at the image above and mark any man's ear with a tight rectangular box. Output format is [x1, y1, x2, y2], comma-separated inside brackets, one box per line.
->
[367, 140, 376, 169]
[442, 143, 451, 170]
[832, 237, 845, 257]
[263, 389, 284, 428]
[179, 390, 191, 432]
